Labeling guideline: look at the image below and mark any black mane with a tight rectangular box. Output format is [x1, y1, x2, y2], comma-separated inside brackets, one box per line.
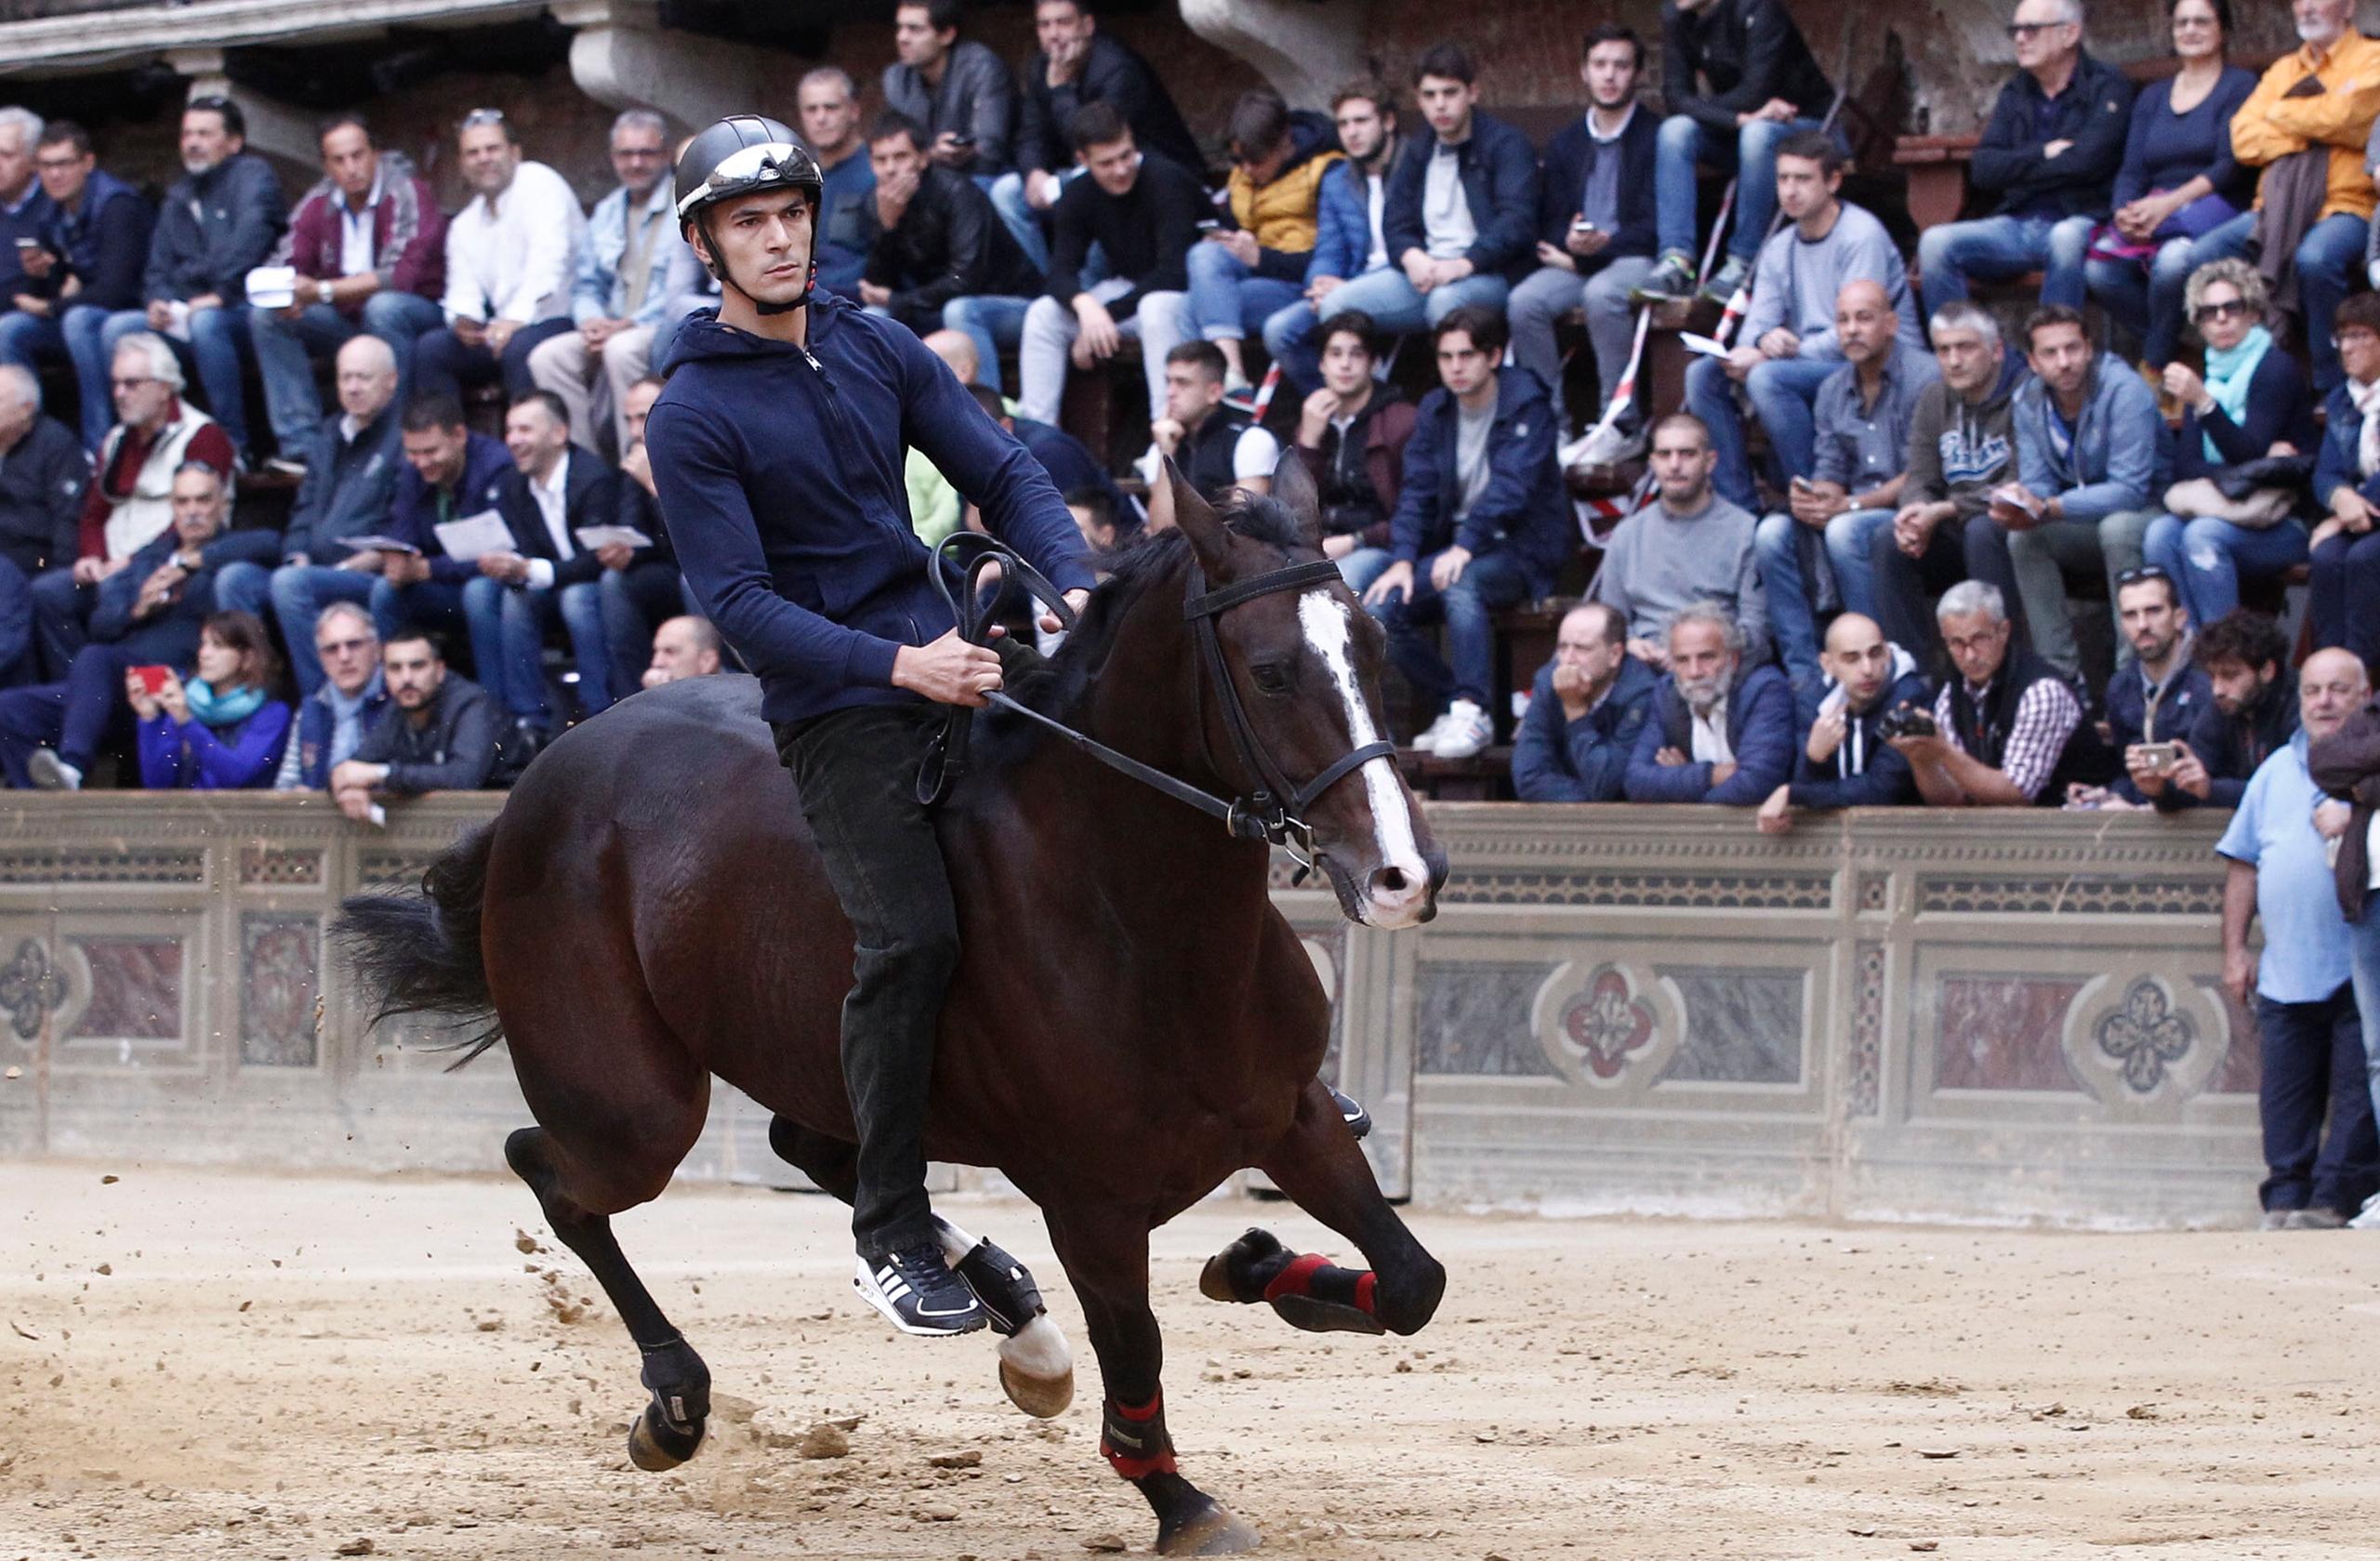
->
[973, 496, 1313, 763]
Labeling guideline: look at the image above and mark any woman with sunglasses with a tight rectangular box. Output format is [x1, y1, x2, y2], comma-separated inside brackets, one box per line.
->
[2140, 258, 2316, 628]
[2082, 0, 2254, 377]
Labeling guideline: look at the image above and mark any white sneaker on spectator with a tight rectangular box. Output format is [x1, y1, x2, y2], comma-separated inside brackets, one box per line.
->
[1408, 710, 1458, 754]
[1562, 420, 1646, 472]
[27, 747, 80, 791]
[2350, 1193, 2380, 1230]
[1432, 699, 1493, 761]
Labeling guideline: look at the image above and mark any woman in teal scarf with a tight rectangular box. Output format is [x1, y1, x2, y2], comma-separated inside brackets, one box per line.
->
[2143, 258, 2316, 628]
[129, 611, 293, 790]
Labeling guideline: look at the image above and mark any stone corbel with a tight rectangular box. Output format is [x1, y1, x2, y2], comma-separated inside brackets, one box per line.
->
[1177, 0, 1370, 112]
[556, 0, 803, 133]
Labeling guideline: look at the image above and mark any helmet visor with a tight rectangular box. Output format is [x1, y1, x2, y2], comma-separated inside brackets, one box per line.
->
[679, 140, 811, 219]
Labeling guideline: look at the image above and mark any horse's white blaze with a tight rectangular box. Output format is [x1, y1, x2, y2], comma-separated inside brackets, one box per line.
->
[1297, 589, 1426, 900]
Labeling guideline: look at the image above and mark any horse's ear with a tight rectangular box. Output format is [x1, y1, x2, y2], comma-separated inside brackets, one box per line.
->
[1151, 456, 1235, 575]
[1269, 445, 1323, 551]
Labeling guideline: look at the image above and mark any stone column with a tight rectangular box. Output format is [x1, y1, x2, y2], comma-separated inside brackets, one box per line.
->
[555, 0, 806, 133]
[1177, 0, 1370, 111]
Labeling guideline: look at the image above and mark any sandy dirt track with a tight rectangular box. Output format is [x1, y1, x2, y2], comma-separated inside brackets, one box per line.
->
[2, 1161, 2376, 1560]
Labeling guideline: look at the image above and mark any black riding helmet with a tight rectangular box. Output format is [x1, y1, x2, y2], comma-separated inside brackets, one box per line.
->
[674, 114, 824, 316]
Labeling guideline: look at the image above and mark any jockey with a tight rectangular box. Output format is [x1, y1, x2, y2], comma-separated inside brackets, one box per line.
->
[646, 115, 1097, 1337]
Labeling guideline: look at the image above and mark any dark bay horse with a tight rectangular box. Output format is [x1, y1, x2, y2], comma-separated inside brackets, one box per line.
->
[336, 457, 1450, 1555]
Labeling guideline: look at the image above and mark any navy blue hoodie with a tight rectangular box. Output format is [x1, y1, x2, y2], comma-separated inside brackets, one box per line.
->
[648, 294, 1095, 725]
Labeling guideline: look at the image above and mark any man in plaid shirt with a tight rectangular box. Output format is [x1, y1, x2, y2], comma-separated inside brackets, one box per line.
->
[1888, 579, 2083, 806]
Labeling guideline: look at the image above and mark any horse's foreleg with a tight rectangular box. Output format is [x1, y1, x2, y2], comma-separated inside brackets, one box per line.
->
[1046, 1204, 1259, 1557]
[504, 1126, 711, 1471]
[1203, 1080, 1447, 1338]
[767, 1114, 1073, 1416]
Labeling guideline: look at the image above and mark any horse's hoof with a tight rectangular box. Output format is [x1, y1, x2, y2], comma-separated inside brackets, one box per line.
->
[1198, 1227, 1284, 1305]
[1157, 1499, 1262, 1556]
[998, 1355, 1076, 1419]
[627, 1400, 707, 1471]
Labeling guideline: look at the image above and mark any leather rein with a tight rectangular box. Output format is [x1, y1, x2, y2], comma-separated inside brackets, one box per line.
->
[917, 533, 1395, 880]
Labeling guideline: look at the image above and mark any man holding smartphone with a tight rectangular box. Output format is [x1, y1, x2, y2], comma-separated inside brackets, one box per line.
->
[1506, 26, 1659, 462]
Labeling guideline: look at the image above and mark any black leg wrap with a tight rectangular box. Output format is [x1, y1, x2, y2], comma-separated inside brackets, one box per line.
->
[953, 1236, 1047, 1338]
[638, 1335, 711, 1430]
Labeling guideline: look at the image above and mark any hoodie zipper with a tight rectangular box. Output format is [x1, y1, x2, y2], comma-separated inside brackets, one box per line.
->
[791, 337, 916, 552]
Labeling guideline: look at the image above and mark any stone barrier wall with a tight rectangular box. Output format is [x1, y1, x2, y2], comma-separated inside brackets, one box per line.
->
[0, 795, 2254, 1227]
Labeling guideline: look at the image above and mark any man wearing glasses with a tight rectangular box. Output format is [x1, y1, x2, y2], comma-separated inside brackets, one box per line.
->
[527, 109, 692, 458]
[1915, 0, 2133, 316]
[414, 109, 587, 409]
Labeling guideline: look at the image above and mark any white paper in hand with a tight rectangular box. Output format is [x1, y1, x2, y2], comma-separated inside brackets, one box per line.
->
[573, 525, 654, 552]
[433, 509, 514, 562]
[338, 534, 421, 555]
[245, 265, 297, 310]
[1676, 332, 1732, 360]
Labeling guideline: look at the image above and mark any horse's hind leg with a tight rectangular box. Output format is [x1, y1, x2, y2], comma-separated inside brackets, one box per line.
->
[1202, 1079, 1447, 1338]
[767, 1114, 1074, 1416]
[505, 1125, 713, 1470]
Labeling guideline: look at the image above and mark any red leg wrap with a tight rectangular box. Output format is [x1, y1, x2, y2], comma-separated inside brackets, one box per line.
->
[1354, 1270, 1378, 1316]
[1261, 1251, 1331, 1303]
[1100, 1392, 1179, 1479]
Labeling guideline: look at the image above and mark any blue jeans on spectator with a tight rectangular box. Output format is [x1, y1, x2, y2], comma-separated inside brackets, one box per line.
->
[1824, 508, 1892, 624]
[253, 563, 380, 697]
[0, 615, 201, 784]
[2255, 986, 2379, 1218]
[0, 303, 117, 450]
[1655, 113, 1824, 264]
[103, 301, 258, 458]
[251, 292, 444, 453]
[2308, 527, 2380, 668]
[987, 167, 1086, 275]
[1684, 351, 1839, 510]
[2191, 210, 2365, 392]
[1186, 242, 1306, 363]
[368, 576, 469, 658]
[411, 316, 575, 405]
[2085, 235, 2196, 368]
[30, 564, 91, 681]
[1365, 548, 1531, 716]
[2142, 512, 2309, 629]
[1263, 296, 1329, 394]
[1753, 511, 1835, 700]
[941, 294, 1033, 394]
[462, 575, 562, 726]
[1316, 268, 1510, 338]
[2352, 903, 2380, 1129]
[1916, 213, 2094, 313]
[1336, 546, 1395, 597]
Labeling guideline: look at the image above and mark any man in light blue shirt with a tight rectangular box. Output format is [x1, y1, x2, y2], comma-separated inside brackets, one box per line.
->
[526, 109, 692, 457]
[2216, 648, 2380, 1229]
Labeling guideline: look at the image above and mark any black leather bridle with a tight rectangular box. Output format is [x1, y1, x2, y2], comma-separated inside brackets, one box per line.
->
[919, 534, 1396, 880]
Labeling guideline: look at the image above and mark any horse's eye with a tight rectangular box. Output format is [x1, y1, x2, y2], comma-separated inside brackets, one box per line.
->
[1251, 664, 1291, 695]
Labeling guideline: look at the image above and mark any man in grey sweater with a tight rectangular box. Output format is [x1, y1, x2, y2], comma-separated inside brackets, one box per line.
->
[1683, 130, 1917, 511]
[882, 0, 1016, 180]
[1594, 412, 1767, 668]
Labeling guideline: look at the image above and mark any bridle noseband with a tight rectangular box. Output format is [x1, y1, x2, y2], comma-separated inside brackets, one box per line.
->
[919, 535, 1396, 880]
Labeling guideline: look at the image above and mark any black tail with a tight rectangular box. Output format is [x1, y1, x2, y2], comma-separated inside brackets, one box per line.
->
[332, 822, 502, 1070]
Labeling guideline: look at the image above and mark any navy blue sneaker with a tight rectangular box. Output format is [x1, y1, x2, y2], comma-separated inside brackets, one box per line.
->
[854, 1243, 987, 1336]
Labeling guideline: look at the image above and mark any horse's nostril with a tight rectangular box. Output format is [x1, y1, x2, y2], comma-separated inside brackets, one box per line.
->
[1374, 866, 1408, 894]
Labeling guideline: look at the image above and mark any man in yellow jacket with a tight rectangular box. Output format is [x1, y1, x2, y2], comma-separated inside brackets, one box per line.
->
[2192, 0, 2380, 395]
[1183, 90, 1342, 398]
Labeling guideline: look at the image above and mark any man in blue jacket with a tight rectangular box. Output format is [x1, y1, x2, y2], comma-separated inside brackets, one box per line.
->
[646, 116, 1095, 1340]
[1358, 306, 1568, 761]
[99, 98, 287, 467]
[1755, 611, 1927, 830]
[1512, 601, 1657, 801]
[215, 335, 403, 699]
[1623, 598, 1794, 803]
[1507, 25, 1660, 448]
[1262, 79, 1402, 394]
[1317, 44, 1538, 338]
[1913, 0, 2132, 314]
[365, 393, 514, 654]
[275, 600, 389, 790]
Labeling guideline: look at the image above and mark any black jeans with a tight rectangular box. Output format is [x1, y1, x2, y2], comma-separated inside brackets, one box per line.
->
[774, 702, 958, 1261]
[2255, 986, 2380, 1217]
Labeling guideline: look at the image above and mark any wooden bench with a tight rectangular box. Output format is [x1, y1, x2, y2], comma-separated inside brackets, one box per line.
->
[1395, 745, 1515, 801]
